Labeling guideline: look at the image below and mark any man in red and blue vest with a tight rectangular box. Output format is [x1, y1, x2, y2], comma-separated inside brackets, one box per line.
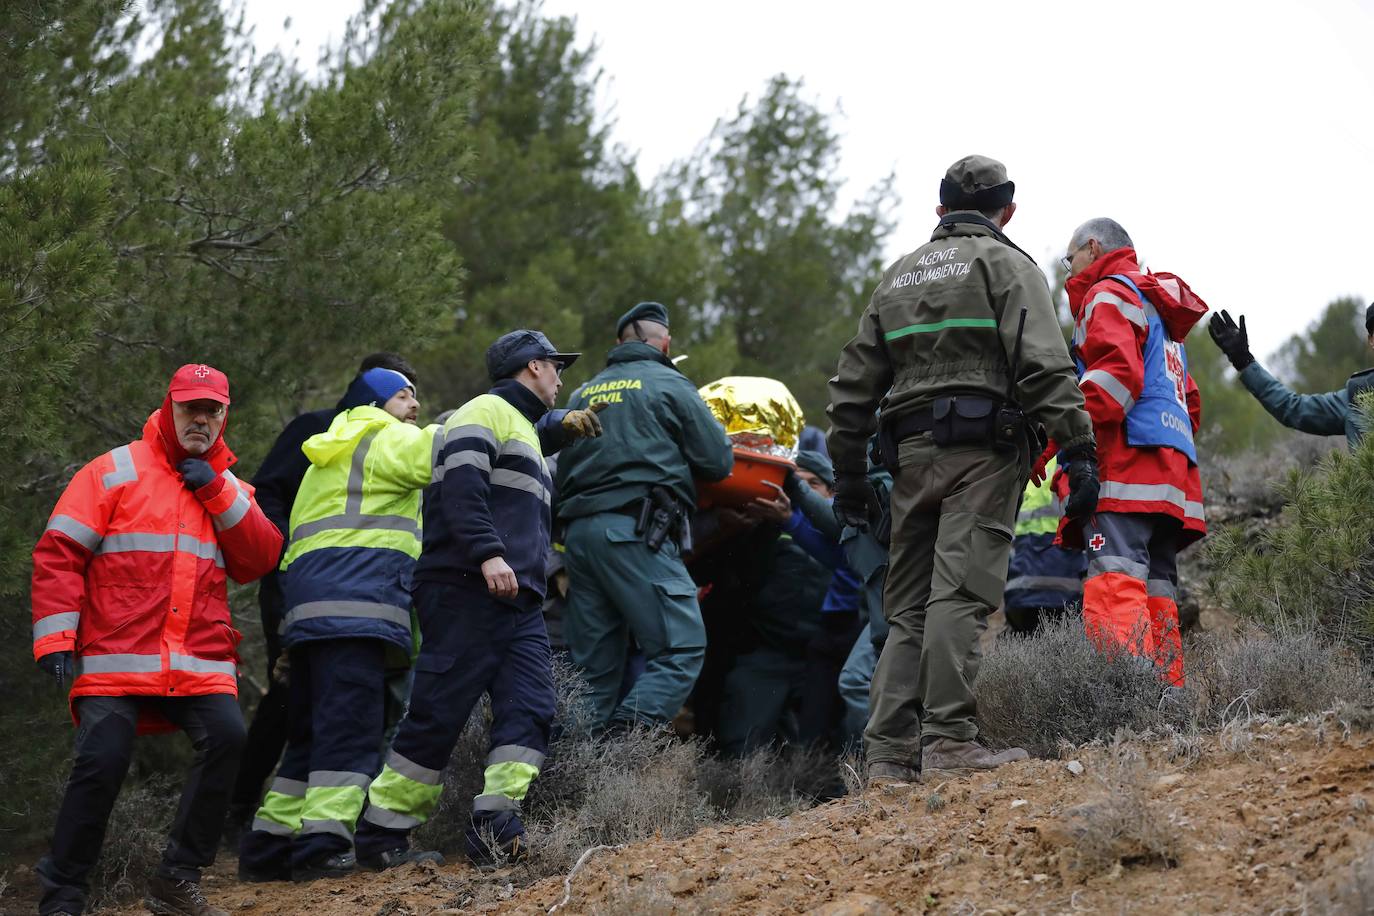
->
[1053, 218, 1208, 685]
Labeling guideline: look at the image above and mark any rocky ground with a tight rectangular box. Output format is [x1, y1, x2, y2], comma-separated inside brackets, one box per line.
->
[74, 716, 1373, 915]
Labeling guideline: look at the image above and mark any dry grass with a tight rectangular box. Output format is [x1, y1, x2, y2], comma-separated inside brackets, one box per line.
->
[416, 659, 838, 883]
[974, 617, 1189, 757]
[975, 616, 1370, 758]
[87, 775, 178, 908]
[1189, 624, 1370, 723]
[1051, 746, 1180, 877]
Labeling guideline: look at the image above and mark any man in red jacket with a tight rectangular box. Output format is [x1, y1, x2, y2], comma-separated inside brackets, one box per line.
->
[30, 364, 283, 916]
[1055, 219, 1207, 686]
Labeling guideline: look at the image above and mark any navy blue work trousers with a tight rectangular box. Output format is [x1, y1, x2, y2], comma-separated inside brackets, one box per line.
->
[355, 581, 555, 857]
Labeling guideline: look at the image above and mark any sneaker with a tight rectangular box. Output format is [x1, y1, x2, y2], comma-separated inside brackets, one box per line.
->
[236, 860, 291, 883]
[144, 874, 228, 916]
[866, 761, 920, 788]
[920, 737, 1029, 781]
[463, 810, 527, 868]
[290, 851, 356, 883]
[357, 846, 445, 871]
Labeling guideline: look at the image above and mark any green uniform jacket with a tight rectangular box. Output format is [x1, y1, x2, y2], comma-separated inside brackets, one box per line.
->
[555, 342, 734, 519]
[827, 217, 1094, 475]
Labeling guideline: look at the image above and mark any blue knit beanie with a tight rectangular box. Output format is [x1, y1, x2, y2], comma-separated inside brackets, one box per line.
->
[340, 368, 414, 410]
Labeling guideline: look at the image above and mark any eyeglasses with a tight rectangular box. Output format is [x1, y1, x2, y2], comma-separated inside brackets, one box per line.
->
[536, 358, 565, 377]
[174, 402, 226, 419]
[1059, 242, 1091, 272]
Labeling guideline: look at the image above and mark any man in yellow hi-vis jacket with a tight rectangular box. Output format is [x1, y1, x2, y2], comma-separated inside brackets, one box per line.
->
[238, 368, 437, 882]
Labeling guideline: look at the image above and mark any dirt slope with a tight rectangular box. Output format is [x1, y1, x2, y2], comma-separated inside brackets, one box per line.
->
[89, 718, 1373, 916]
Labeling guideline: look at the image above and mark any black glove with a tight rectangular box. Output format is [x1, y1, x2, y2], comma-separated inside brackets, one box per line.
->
[178, 458, 216, 491]
[1061, 444, 1100, 521]
[1207, 310, 1254, 371]
[37, 651, 74, 689]
[832, 472, 876, 529]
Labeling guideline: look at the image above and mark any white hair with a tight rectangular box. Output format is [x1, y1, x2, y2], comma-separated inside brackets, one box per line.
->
[1069, 217, 1133, 253]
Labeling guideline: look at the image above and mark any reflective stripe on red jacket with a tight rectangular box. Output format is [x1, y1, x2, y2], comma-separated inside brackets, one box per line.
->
[31, 412, 283, 731]
[1054, 248, 1208, 547]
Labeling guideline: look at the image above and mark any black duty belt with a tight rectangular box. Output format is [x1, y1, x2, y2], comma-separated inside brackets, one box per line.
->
[888, 408, 935, 442]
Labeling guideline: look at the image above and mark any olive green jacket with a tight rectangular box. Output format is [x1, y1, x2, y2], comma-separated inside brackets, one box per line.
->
[555, 342, 734, 519]
[826, 217, 1094, 475]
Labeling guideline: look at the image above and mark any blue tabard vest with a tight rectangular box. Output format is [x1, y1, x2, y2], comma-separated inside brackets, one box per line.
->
[1075, 274, 1197, 464]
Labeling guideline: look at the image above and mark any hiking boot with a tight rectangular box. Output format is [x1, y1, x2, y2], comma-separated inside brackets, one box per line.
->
[236, 859, 291, 883]
[143, 875, 228, 916]
[866, 761, 920, 788]
[290, 851, 356, 883]
[463, 810, 528, 869]
[920, 737, 1028, 780]
[357, 845, 445, 871]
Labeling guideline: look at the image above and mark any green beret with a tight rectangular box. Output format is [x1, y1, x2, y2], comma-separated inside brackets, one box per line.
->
[617, 301, 670, 337]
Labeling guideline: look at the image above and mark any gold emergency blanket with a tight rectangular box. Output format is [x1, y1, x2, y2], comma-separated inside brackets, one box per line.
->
[698, 376, 804, 458]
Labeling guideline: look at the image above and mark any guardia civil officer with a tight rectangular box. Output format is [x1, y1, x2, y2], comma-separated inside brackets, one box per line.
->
[555, 302, 735, 732]
[826, 156, 1098, 785]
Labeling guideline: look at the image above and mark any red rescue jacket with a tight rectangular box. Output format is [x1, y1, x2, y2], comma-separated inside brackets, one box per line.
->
[1053, 248, 1208, 547]
[31, 411, 282, 731]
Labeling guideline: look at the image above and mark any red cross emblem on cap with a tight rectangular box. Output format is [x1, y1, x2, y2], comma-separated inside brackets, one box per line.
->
[1088, 533, 1106, 551]
[194, 365, 210, 378]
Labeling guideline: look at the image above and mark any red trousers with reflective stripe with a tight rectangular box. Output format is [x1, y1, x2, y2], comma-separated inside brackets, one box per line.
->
[1080, 512, 1185, 686]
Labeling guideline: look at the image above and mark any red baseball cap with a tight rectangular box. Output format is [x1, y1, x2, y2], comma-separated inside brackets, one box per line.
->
[168, 363, 231, 405]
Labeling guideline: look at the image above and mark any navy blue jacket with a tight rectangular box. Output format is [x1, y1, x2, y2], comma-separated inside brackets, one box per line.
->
[416, 380, 553, 610]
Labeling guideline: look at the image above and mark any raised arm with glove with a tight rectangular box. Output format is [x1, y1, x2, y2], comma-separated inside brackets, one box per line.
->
[1207, 310, 1253, 371]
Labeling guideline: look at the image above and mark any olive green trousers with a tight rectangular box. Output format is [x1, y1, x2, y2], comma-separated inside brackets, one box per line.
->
[864, 434, 1025, 766]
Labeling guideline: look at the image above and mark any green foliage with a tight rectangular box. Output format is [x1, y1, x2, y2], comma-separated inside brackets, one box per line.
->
[1207, 398, 1374, 652]
[1273, 296, 1370, 394]
[417, 0, 708, 408]
[661, 75, 894, 422]
[1188, 294, 1369, 457]
[0, 0, 487, 866]
[1188, 325, 1283, 456]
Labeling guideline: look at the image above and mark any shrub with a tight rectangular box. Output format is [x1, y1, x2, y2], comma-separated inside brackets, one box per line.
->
[416, 660, 835, 882]
[974, 616, 1185, 757]
[1050, 746, 1179, 876]
[1188, 625, 1370, 724]
[88, 775, 178, 909]
[1207, 407, 1374, 654]
[975, 617, 1370, 756]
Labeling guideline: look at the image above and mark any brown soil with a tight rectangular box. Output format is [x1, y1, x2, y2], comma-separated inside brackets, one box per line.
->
[76, 718, 1374, 915]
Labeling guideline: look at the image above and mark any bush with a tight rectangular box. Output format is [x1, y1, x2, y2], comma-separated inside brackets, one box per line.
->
[87, 775, 178, 909]
[974, 616, 1187, 757]
[1188, 625, 1370, 723]
[975, 616, 1370, 756]
[1049, 746, 1180, 876]
[415, 659, 836, 883]
[1207, 406, 1374, 654]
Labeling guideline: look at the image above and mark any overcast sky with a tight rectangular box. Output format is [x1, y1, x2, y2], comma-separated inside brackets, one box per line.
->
[241, 0, 1374, 361]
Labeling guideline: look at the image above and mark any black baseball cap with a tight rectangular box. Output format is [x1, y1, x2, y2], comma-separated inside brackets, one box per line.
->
[486, 329, 580, 381]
